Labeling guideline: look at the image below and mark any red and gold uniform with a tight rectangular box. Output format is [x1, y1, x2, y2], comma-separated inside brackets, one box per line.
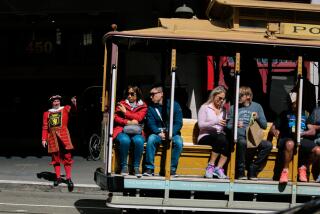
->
[42, 104, 75, 183]
[42, 105, 74, 153]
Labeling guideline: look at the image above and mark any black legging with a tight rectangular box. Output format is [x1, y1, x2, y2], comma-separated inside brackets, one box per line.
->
[198, 133, 230, 156]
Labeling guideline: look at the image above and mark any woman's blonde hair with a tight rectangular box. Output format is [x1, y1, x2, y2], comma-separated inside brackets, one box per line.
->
[206, 86, 227, 105]
[239, 86, 253, 102]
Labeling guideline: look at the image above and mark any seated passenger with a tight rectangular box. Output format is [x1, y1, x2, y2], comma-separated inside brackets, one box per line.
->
[227, 86, 272, 180]
[303, 105, 320, 182]
[197, 86, 229, 179]
[113, 85, 147, 177]
[143, 84, 183, 177]
[271, 92, 319, 183]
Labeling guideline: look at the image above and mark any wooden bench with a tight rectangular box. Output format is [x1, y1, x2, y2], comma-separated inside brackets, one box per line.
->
[178, 119, 282, 179]
[111, 119, 299, 180]
[177, 119, 212, 175]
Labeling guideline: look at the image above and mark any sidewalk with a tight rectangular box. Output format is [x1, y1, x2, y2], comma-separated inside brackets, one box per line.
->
[0, 156, 105, 193]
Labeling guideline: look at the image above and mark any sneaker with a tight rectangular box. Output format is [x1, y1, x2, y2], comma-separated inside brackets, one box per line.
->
[213, 167, 227, 179]
[143, 169, 154, 176]
[298, 166, 307, 182]
[279, 168, 289, 184]
[170, 170, 178, 177]
[248, 165, 258, 180]
[316, 175, 320, 183]
[204, 163, 215, 178]
[121, 166, 129, 176]
[53, 177, 62, 187]
[134, 167, 141, 177]
[237, 171, 247, 180]
[66, 179, 74, 192]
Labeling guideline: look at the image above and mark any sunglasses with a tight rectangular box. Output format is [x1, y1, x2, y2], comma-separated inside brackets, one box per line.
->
[150, 91, 161, 97]
[127, 92, 136, 96]
[217, 96, 225, 101]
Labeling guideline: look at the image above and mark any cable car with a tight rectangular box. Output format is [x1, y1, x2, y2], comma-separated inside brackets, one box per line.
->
[95, 0, 320, 212]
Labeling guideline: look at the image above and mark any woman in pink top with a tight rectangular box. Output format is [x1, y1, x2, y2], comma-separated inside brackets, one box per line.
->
[197, 86, 229, 179]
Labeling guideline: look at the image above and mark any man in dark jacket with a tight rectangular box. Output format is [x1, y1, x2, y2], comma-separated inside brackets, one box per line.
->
[143, 85, 183, 176]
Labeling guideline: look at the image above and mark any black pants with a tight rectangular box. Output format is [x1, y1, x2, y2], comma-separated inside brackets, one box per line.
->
[236, 137, 273, 174]
[198, 133, 230, 156]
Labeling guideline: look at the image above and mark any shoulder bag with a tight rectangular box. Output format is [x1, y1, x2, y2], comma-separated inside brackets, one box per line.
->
[246, 120, 264, 149]
[123, 124, 142, 135]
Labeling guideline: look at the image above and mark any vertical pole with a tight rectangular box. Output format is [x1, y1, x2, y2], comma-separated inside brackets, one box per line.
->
[292, 56, 303, 205]
[296, 56, 303, 145]
[266, 58, 273, 109]
[106, 43, 118, 175]
[165, 48, 176, 179]
[228, 52, 240, 207]
[164, 48, 176, 204]
[102, 44, 108, 166]
[102, 44, 108, 112]
[230, 53, 240, 181]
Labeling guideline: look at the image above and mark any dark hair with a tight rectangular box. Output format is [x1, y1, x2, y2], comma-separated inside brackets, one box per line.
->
[150, 83, 163, 92]
[126, 85, 143, 101]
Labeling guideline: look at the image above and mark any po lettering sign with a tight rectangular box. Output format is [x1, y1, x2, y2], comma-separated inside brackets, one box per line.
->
[280, 23, 320, 38]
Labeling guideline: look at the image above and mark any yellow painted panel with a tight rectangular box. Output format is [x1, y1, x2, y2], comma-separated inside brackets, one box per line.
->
[280, 23, 320, 38]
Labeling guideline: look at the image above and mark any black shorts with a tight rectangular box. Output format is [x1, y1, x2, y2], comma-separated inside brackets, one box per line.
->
[278, 137, 316, 154]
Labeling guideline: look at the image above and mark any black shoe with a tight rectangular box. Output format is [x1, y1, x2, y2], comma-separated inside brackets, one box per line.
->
[236, 171, 247, 180]
[53, 177, 62, 187]
[248, 165, 258, 180]
[170, 170, 178, 177]
[143, 169, 154, 176]
[66, 179, 74, 192]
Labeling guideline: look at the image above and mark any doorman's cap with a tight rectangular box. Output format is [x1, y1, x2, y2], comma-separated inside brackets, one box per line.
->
[49, 95, 62, 102]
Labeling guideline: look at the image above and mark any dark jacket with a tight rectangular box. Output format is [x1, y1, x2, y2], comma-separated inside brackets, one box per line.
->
[146, 100, 183, 136]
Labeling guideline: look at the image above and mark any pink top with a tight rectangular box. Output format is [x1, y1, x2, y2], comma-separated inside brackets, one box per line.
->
[197, 103, 224, 142]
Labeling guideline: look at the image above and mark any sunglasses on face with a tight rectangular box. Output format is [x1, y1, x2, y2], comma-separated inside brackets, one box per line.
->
[150, 91, 161, 97]
[217, 96, 225, 101]
[128, 92, 136, 96]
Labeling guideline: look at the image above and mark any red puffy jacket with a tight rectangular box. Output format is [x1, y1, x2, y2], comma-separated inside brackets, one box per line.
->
[113, 99, 147, 140]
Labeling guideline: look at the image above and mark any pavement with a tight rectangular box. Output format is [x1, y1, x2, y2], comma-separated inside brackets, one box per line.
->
[0, 155, 105, 193]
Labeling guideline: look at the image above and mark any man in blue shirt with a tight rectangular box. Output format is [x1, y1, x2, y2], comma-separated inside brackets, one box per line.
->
[143, 84, 183, 176]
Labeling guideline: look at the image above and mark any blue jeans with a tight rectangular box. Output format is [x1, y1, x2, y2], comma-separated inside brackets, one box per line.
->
[116, 132, 145, 169]
[145, 134, 183, 172]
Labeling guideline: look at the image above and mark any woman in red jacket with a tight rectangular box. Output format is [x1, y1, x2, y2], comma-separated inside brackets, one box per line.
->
[113, 85, 147, 177]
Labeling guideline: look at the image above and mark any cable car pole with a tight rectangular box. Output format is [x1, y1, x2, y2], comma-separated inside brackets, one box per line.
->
[292, 56, 303, 205]
[163, 48, 177, 204]
[102, 43, 108, 165]
[106, 43, 118, 175]
[229, 52, 240, 205]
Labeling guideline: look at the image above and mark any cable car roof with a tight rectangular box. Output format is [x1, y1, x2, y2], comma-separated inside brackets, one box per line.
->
[104, 18, 320, 60]
[106, 18, 320, 47]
